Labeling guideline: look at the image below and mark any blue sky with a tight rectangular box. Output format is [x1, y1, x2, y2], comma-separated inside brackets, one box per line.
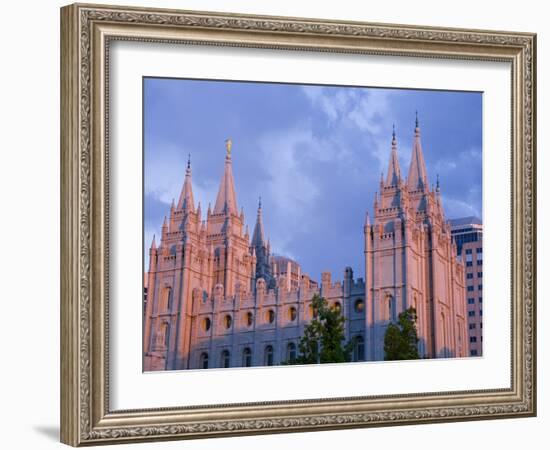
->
[144, 78, 482, 281]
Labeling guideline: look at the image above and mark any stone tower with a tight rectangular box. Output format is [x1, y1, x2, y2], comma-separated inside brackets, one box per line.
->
[143, 141, 257, 370]
[364, 117, 468, 360]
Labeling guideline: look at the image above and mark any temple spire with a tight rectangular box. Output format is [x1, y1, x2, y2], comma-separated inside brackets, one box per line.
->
[177, 153, 195, 211]
[150, 234, 156, 250]
[213, 139, 238, 215]
[251, 196, 266, 248]
[407, 112, 428, 191]
[385, 124, 401, 186]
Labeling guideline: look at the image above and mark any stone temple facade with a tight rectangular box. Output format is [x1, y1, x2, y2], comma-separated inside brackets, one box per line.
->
[143, 120, 469, 371]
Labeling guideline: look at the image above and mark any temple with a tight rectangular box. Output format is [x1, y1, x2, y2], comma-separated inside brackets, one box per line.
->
[143, 117, 469, 371]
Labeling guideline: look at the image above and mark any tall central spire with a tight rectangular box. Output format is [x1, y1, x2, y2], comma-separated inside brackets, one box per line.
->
[177, 154, 195, 211]
[386, 124, 401, 186]
[251, 197, 266, 248]
[407, 112, 428, 191]
[213, 139, 238, 215]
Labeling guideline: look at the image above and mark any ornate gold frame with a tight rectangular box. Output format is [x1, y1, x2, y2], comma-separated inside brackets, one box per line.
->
[60, 3, 536, 446]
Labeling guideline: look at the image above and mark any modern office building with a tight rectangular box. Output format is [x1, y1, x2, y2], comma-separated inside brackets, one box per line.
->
[449, 217, 483, 356]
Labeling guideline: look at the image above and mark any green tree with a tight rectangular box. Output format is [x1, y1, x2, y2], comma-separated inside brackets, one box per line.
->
[383, 307, 420, 361]
[291, 294, 352, 364]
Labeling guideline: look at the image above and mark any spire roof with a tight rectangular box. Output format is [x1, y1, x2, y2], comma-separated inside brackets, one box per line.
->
[251, 196, 266, 248]
[213, 140, 238, 215]
[177, 154, 195, 211]
[385, 124, 401, 186]
[407, 112, 428, 191]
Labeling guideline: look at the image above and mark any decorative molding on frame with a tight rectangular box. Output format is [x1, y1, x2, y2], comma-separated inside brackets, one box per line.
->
[60, 3, 536, 446]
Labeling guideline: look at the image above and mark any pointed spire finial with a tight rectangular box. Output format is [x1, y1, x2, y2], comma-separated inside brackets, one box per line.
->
[436, 173, 440, 192]
[392, 123, 396, 139]
[415, 110, 419, 128]
[178, 154, 195, 210]
[258, 195, 262, 210]
[151, 234, 156, 250]
[214, 140, 238, 214]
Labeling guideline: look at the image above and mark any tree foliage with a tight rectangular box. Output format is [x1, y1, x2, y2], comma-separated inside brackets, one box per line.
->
[291, 294, 352, 364]
[383, 307, 420, 361]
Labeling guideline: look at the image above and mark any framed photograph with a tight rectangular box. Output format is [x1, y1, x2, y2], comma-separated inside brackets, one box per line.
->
[60, 3, 536, 446]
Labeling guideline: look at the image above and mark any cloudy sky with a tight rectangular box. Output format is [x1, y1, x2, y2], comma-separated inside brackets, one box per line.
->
[144, 77, 482, 281]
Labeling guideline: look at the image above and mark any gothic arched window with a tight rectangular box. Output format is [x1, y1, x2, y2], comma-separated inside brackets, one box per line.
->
[221, 350, 230, 368]
[333, 302, 342, 314]
[286, 342, 297, 363]
[264, 345, 274, 366]
[163, 287, 172, 312]
[242, 347, 252, 367]
[246, 311, 253, 327]
[224, 314, 232, 329]
[288, 306, 297, 322]
[202, 317, 211, 332]
[309, 303, 318, 319]
[354, 299, 364, 313]
[353, 335, 365, 361]
[266, 309, 275, 324]
[382, 295, 394, 322]
[199, 352, 209, 369]
[163, 323, 170, 348]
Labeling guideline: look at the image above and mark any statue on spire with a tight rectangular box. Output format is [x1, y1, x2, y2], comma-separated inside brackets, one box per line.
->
[225, 138, 232, 156]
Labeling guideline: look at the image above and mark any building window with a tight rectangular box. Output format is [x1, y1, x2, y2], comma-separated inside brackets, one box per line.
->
[480, 309, 483, 316]
[477, 272, 483, 277]
[468, 298, 475, 304]
[221, 350, 230, 368]
[470, 336, 477, 343]
[479, 297, 483, 303]
[466, 261, 473, 267]
[162, 287, 172, 312]
[246, 311, 253, 327]
[242, 347, 252, 367]
[200, 352, 209, 369]
[467, 273, 474, 279]
[476, 247, 483, 254]
[264, 345, 274, 366]
[163, 323, 170, 348]
[354, 299, 364, 313]
[470, 350, 478, 356]
[309, 304, 318, 319]
[286, 342, 297, 363]
[468, 311, 475, 317]
[465, 249, 472, 255]
[467, 286, 474, 292]
[266, 309, 275, 324]
[333, 302, 342, 314]
[354, 336, 365, 361]
[382, 295, 394, 322]
[202, 317, 211, 332]
[288, 307, 297, 322]
[224, 314, 232, 329]
[469, 323, 476, 330]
